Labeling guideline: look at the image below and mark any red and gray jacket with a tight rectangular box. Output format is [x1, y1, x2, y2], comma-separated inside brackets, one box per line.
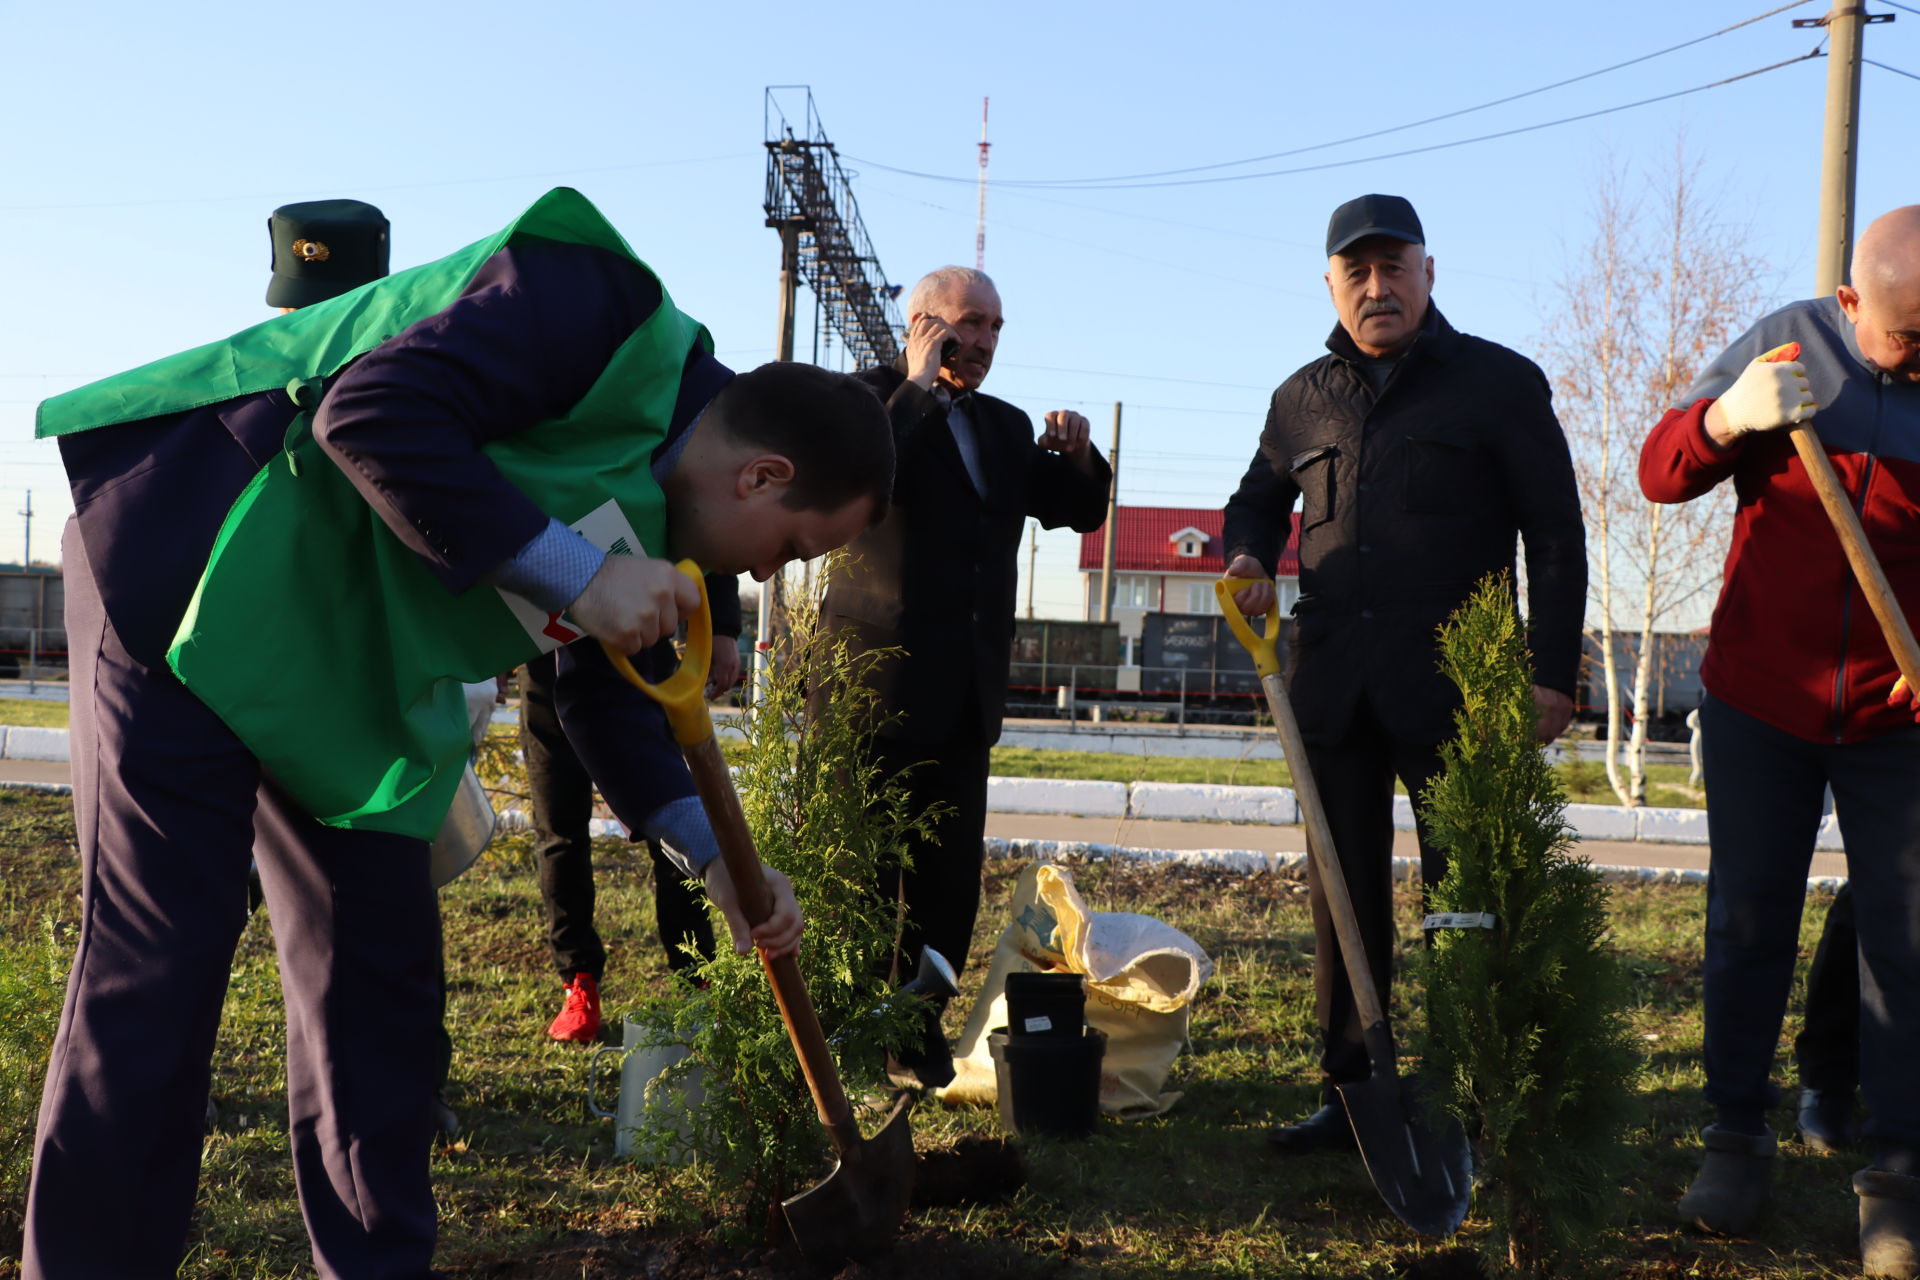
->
[1640, 297, 1920, 744]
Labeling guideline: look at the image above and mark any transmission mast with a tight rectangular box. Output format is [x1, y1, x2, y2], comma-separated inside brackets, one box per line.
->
[757, 87, 904, 699]
[976, 97, 991, 269]
[763, 87, 904, 369]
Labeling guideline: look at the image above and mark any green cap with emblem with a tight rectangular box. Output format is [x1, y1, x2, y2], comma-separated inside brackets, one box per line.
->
[267, 198, 390, 308]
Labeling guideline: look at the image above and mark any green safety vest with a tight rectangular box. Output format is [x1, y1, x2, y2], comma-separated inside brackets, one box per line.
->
[38, 188, 710, 840]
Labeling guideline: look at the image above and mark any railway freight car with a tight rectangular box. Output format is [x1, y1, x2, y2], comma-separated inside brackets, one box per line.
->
[0, 568, 65, 678]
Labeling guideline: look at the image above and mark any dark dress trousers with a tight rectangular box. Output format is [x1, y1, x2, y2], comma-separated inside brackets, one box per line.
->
[522, 575, 739, 984]
[821, 365, 1110, 979]
[1222, 304, 1586, 1092]
[29, 241, 724, 1280]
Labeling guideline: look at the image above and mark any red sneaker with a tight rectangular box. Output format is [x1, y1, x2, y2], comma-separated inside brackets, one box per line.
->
[547, 972, 601, 1043]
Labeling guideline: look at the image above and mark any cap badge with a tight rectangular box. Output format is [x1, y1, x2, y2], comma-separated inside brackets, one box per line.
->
[291, 238, 331, 263]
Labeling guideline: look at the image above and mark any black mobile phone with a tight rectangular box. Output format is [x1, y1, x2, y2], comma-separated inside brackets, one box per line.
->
[940, 338, 958, 364]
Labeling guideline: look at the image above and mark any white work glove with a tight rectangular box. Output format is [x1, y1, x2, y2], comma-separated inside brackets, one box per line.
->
[1716, 344, 1817, 437]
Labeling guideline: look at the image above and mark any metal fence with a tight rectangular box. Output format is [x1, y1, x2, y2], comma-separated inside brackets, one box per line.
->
[1005, 664, 1265, 728]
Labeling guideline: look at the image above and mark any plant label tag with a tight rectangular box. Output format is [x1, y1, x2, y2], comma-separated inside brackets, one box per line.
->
[1022, 1016, 1053, 1034]
[1422, 911, 1498, 931]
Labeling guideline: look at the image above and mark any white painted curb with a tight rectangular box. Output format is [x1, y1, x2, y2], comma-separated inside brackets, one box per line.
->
[1129, 781, 1297, 825]
[0, 723, 1849, 853]
[981, 837, 1848, 894]
[1566, 803, 1638, 842]
[986, 776, 1128, 817]
[1, 726, 69, 761]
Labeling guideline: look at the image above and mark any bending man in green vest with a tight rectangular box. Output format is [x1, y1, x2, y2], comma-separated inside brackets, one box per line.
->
[26, 188, 893, 1280]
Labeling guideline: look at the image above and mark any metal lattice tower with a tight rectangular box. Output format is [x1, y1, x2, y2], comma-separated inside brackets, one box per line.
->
[764, 86, 903, 368]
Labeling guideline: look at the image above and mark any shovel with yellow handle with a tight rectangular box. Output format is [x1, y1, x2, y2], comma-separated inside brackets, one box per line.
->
[599, 561, 915, 1266]
[1215, 575, 1472, 1239]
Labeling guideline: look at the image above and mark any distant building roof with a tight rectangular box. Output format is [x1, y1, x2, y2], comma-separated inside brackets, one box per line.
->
[1078, 506, 1300, 577]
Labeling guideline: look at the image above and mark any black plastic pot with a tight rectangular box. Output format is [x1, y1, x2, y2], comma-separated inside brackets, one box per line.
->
[1004, 971, 1085, 1038]
[988, 1025, 1106, 1139]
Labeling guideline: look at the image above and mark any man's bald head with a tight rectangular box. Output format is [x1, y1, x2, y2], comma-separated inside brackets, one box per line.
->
[1838, 205, 1920, 383]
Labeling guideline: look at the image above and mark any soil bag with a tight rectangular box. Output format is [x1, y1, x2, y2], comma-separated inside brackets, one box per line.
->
[938, 863, 1211, 1117]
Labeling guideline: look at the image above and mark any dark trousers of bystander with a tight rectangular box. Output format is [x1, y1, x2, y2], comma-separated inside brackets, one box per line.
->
[1796, 881, 1861, 1096]
[520, 653, 711, 982]
[1698, 694, 1920, 1174]
[1301, 701, 1448, 1098]
[869, 722, 994, 986]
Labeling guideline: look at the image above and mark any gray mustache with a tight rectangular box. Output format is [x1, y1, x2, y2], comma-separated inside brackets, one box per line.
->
[1361, 301, 1402, 319]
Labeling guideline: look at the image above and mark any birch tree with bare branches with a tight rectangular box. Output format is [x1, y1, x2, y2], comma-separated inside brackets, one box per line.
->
[1541, 147, 1773, 805]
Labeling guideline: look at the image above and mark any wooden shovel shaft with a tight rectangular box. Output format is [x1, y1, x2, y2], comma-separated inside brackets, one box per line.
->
[681, 737, 861, 1155]
[1788, 426, 1920, 688]
[1258, 670, 1392, 1035]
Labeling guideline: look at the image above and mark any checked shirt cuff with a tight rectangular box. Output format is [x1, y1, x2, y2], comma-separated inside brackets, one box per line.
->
[480, 517, 604, 614]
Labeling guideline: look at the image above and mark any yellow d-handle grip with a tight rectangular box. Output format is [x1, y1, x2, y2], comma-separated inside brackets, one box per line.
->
[1214, 576, 1283, 679]
[598, 560, 715, 747]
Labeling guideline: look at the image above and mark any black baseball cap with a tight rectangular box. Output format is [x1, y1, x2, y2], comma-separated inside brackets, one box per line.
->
[267, 199, 390, 308]
[1325, 194, 1425, 257]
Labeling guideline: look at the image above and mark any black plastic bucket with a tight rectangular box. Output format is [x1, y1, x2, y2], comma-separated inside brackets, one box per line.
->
[988, 1025, 1106, 1139]
[1004, 971, 1086, 1038]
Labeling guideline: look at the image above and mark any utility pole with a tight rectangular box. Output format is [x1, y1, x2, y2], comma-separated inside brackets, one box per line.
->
[1025, 521, 1037, 619]
[1797, 0, 1894, 294]
[1098, 402, 1121, 623]
[975, 97, 991, 270]
[19, 490, 34, 690]
[759, 86, 906, 705]
[753, 218, 804, 705]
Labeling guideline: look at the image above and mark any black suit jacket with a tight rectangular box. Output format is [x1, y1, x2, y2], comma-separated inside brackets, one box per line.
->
[821, 365, 1111, 746]
[1222, 305, 1586, 746]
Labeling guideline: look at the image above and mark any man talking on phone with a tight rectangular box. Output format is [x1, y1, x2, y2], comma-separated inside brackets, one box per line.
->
[821, 266, 1111, 1084]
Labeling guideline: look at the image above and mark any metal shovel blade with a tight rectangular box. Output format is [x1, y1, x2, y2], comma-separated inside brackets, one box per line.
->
[1336, 1074, 1473, 1239]
[782, 1091, 918, 1265]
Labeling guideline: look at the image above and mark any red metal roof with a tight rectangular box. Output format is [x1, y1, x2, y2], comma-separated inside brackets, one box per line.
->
[1078, 506, 1300, 577]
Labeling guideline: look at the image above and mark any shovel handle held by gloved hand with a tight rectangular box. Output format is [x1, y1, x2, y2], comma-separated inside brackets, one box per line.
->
[1214, 577, 1391, 1040]
[1760, 343, 1920, 694]
[600, 564, 862, 1155]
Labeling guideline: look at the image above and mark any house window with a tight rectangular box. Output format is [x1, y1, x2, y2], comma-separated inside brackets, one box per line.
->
[1185, 580, 1222, 615]
[1108, 574, 1154, 610]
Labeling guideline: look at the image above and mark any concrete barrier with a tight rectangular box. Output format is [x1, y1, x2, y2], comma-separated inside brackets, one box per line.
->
[1, 726, 69, 761]
[1566, 803, 1638, 842]
[1634, 806, 1712, 845]
[1128, 782, 1297, 825]
[985, 776, 1128, 817]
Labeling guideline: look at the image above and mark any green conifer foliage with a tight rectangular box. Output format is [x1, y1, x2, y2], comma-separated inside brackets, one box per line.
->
[1417, 573, 1640, 1276]
[620, 581, 929, 1243]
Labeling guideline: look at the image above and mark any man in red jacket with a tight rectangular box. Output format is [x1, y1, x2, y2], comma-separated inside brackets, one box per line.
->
[1639, 204, 1920, 1276]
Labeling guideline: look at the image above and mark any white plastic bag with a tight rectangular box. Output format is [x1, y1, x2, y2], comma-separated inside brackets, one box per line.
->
[938, 863, 1212, 1117]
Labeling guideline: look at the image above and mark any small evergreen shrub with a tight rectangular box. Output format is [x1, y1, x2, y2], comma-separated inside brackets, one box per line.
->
[619, 582, 930, 1243]
[1417, 574, 1641, 1277]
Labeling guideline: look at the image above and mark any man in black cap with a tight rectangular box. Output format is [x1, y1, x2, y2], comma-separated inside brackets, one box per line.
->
[1222, 193, 1586, 1152]
[267, 198, 391, 309]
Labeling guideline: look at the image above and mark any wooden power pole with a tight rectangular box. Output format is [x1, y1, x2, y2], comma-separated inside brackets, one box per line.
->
[1798, 0, 1893, 295]
[1098, 402, 1121, 623]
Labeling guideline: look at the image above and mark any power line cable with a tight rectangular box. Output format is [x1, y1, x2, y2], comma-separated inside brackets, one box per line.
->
[1879, 0, 1919, 14]
[0, 152, 753, 215]
[1865, 58, 1920, 80]
[854, 48, 1824, 193]
[847, 2, 1820, 190]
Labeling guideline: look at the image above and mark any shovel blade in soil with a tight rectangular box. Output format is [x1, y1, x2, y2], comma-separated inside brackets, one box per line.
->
[1337, 1075, 1473, 1239]
[782, 1092, 917, 1265]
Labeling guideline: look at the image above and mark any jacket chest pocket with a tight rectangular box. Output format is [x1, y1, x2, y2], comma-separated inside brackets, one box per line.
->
[1402, 432, 1480, 514]
[1290, 443, 1341, 532]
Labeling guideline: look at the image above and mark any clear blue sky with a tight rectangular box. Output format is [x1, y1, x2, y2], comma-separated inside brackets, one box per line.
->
[2, 0, 1914, 617]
